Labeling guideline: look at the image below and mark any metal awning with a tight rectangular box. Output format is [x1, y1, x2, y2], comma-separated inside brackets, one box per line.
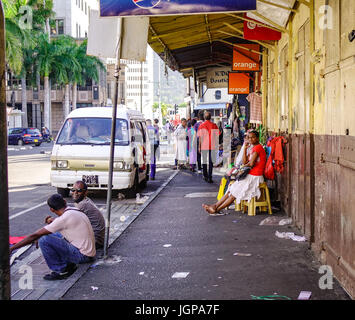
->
[148, 0, 297, 77]
[194, 103, 227, 110]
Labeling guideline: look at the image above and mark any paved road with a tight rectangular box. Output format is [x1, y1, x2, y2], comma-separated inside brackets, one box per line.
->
[8, 143, 176, 263]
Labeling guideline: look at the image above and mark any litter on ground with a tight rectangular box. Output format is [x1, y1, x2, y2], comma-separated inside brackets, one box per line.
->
[172, 272, 189, 279]
[233, 252, 252, 257]
[297, 291, 312, 300]
[275, 231, 307, 242]
[259, 217, 293, 226]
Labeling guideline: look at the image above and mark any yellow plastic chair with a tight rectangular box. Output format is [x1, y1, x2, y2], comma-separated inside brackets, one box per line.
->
[217, 177, 228, 201]
[242, 182, 272, 216]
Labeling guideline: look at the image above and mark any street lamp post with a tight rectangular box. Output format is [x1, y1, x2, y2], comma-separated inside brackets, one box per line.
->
[0, 1, 11, 300]
[158, 59, 162, 125]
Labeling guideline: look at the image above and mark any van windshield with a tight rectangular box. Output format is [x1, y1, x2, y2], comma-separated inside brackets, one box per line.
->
[56, 117, 129, 145]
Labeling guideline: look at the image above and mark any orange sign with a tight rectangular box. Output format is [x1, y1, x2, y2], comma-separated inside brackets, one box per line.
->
[228, 73, 250, 94]
[233, 44, 260, 71]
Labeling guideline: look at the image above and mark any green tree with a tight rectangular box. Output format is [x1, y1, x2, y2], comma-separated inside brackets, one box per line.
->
[50, 36, 81, 118]
[32, 32, 57, 128]
[71, 40, 105, 110]
[3, 0, 54, 126]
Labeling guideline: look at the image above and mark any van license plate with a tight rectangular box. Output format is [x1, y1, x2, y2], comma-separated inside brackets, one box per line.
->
[34, 139, 38, 142]
[82, 175, 99, 185]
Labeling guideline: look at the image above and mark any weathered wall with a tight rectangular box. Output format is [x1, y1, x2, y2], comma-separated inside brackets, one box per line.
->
[264, 0, 355, 298]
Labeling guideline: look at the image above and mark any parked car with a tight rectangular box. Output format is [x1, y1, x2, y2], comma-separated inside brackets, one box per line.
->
[8, 127, 43, 146]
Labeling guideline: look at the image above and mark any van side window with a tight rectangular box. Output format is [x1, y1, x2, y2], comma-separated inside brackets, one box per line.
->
[139, 122, 146, 143]
[134, 122, 143, 143]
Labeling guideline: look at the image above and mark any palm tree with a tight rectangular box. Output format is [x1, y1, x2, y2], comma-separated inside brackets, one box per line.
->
[3, 0, 36, 127]
[3, 0, 54, 127]
[32, 32, 56, 129]
[72, 40, 106, 110]
[51, 36, 81, 118]
[2, 0, 25, 75]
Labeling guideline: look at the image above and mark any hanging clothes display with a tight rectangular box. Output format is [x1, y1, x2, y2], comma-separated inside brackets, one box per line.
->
[247, 92, 262, 124]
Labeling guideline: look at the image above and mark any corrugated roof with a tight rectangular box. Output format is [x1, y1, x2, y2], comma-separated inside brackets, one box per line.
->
[148, 0, 297, 76]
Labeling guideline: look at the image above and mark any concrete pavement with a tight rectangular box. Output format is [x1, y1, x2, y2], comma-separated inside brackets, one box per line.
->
[62, 169, 350, 301]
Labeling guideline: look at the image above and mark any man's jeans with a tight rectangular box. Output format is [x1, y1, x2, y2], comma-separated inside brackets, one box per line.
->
[202, 149, 217, 180]
[150, 144, 159, 179]
[39, 232, 93, 273]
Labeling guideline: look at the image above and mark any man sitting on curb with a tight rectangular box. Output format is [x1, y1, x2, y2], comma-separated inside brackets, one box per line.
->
[9, 194, 96, 281]
[71, 180, 106, 249]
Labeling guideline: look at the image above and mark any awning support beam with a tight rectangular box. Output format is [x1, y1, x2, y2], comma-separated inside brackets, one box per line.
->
[252, 12, 289, 34]
[298, 0, 310, 7]
[149, 24, 179, 70]
[258, 0, 298, 13]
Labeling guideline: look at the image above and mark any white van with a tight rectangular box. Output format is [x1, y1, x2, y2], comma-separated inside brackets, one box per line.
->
[50, 107, 150, 197]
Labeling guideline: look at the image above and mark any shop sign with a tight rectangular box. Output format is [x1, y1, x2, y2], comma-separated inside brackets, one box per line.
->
[233, 44, 260, 72]
[228, 73, 250, 95]
[206, 67, 231, 89]
[243, 14, 281, 40]
[100, 0, 256, 17]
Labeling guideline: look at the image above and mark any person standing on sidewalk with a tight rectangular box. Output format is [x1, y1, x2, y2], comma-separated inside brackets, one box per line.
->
[153, 118, 160, 168]
[194, 111, 205, 172]
[71, 181, 106, 249]
[197, 111, 220, 183]
[9, 194, 96, 280]
[187, 119, 197, 172]
[146, 119, 159, 180]
[174, 118, 188, 169]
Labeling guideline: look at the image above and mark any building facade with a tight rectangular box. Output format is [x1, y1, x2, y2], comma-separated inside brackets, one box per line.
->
[123, 46, 154, 120]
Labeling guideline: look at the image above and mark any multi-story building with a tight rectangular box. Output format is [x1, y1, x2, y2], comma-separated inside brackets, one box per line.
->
[123, 46, 154, 121]
[6, 0, 107, 136]
[105, 61, 126, 107]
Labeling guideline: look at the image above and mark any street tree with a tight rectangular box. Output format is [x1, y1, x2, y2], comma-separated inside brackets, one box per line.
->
[71, 40, 106, 110]
[50, 36, 81, 118]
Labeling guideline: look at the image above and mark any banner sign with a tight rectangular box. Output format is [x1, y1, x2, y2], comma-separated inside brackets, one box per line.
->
[232, 44, 260, 72]
[228, 72, 250, 95]
[87, 11, 149, 61]
[206, 67, 231, 89]
[243, 14, 281, 40]
[100, 0, 256, 17]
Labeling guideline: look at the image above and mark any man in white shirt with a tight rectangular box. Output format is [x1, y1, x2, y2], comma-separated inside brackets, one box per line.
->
[9, 194, 96, 281]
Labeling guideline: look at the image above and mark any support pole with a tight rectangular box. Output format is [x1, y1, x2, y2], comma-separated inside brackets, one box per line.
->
[0, 1, 11, 300]
[262, 48, 268, 126]
[103, 17, 123, 258]
[309, 0, 315, 244]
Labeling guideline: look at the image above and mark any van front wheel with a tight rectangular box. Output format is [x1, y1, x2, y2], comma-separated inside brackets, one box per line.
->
[126, 169, 139, 198]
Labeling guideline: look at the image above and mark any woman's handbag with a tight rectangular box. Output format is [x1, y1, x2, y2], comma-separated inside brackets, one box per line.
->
[235, 166, 251, 181]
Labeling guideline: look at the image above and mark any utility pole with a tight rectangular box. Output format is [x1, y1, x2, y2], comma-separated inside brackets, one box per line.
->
[0, 1, 11, 300]
[103, 18, 123, 258]
[158, 58, 161, 125]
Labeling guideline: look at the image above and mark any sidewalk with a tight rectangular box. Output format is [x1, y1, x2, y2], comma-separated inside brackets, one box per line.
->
[62, 169, 350, 300]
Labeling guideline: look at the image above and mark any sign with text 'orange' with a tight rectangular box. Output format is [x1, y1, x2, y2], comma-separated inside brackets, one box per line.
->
[233, 44, 260, 71]
[228, 73, 250, 95]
